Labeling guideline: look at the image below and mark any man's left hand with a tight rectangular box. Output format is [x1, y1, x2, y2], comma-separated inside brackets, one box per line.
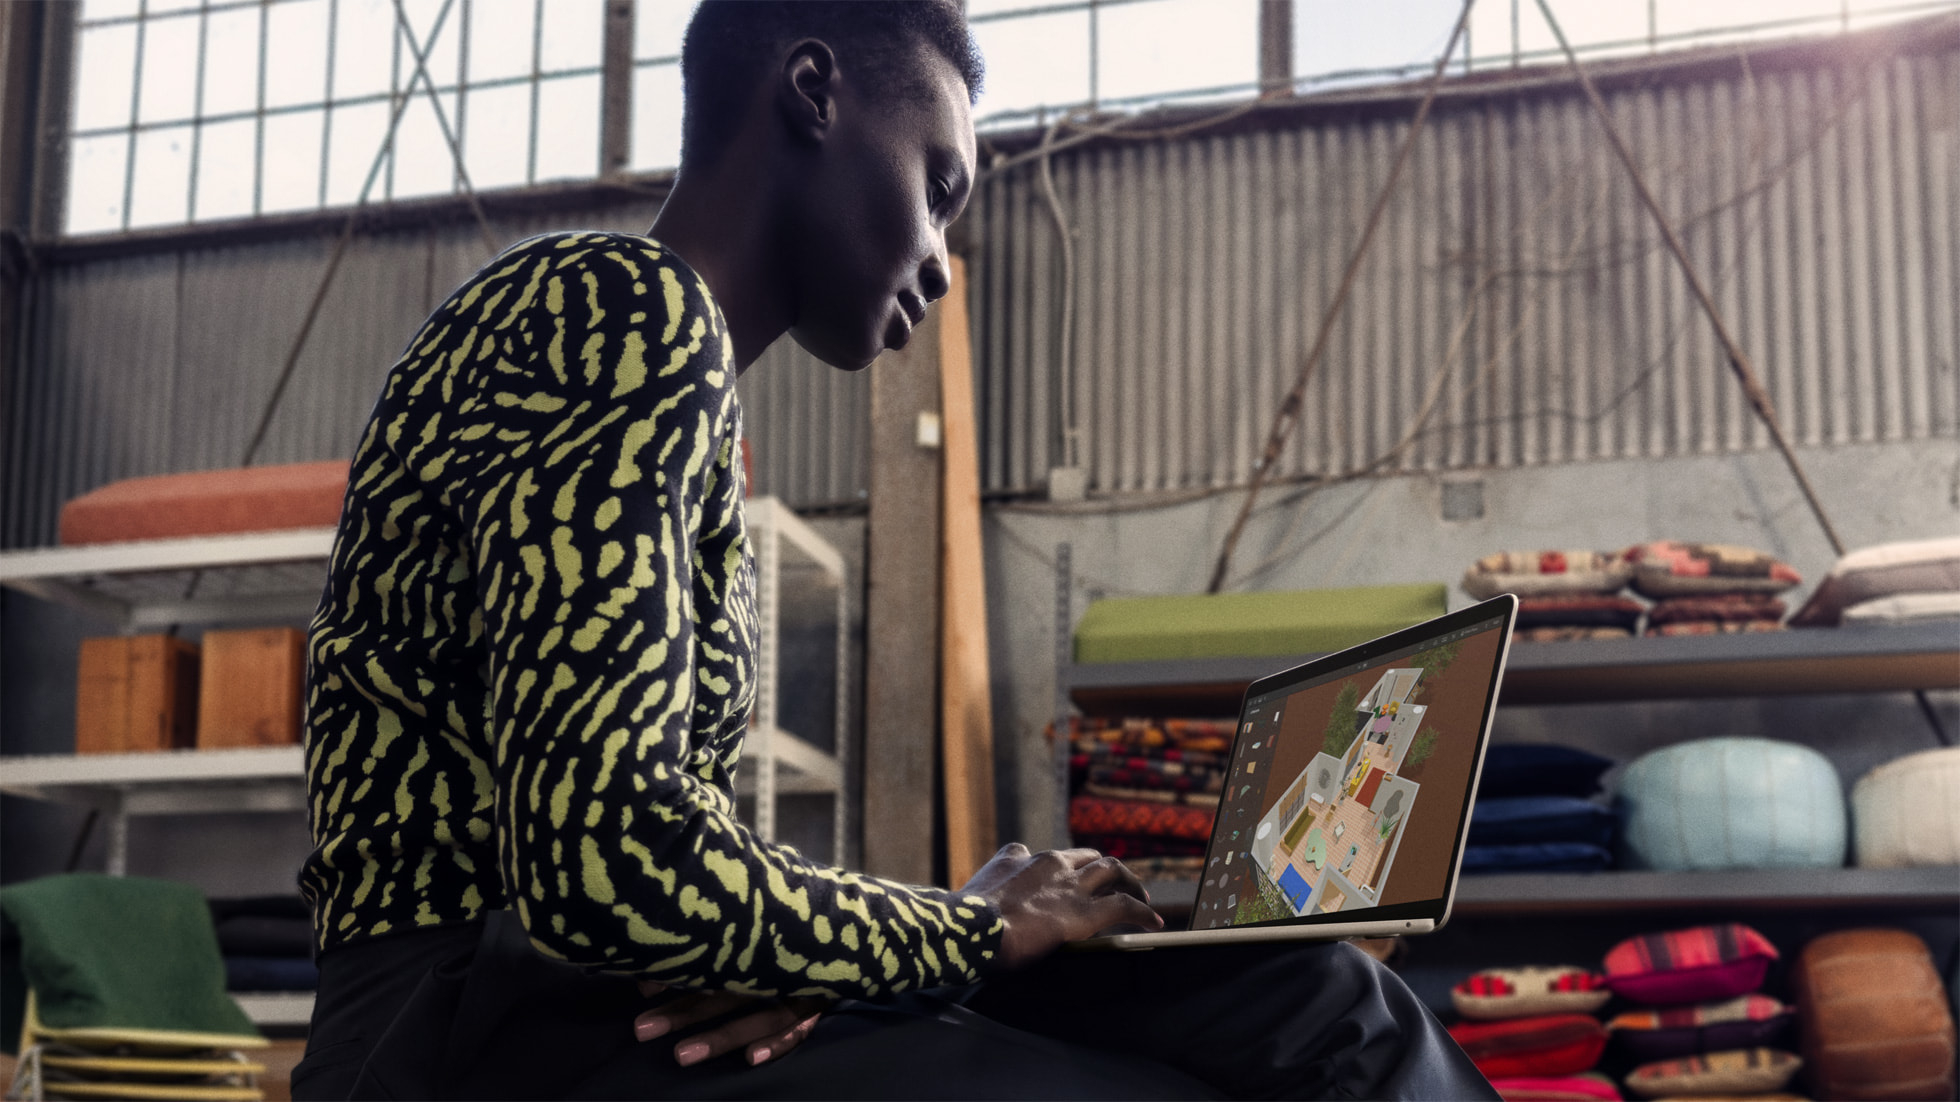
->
[633, 980, 829, 1068]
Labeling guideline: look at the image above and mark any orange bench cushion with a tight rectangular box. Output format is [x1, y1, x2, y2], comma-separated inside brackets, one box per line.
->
[59, 461, 350, 545]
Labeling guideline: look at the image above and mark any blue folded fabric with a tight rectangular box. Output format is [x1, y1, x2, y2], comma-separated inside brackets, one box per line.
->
[1469, 795, 1617, 848]
[1460, 842, 1614, 874]
[1477, 743, 1614, 799]
[223, 955, 319, 992]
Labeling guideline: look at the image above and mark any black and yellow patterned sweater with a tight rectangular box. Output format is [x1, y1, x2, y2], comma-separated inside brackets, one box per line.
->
[301, 231, 1002, 1000]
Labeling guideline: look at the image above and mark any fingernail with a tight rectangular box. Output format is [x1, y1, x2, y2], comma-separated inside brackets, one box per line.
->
[634, 1016, 669, 1042]
[676, 1041, 711, 1067]
[749, 1046, 771, 1066]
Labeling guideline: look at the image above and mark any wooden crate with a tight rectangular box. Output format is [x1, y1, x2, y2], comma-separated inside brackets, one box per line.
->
[75, 635, 200, 754]
[197, 627, 306, 748]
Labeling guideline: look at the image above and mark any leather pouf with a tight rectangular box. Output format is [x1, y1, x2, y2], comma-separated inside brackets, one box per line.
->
[1617, 737, 1846, 871]
[1791, 928, 1957, 1101]
[1851, 746, 1960, 867]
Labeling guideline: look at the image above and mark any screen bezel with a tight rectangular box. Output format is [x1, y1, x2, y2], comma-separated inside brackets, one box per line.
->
[1190, 594, 1519, 933]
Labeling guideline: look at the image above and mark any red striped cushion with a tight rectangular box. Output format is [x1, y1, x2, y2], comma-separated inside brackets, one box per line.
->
[1603, 924, 1779, 1005]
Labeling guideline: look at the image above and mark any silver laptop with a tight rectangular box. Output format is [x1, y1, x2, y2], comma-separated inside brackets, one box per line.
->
[1077, 594, 1518, 950]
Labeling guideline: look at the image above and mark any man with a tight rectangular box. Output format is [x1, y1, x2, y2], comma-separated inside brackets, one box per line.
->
[292, 3, 1492, 1097]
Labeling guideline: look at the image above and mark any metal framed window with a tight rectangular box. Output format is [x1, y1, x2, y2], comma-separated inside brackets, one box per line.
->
[60, 0, 1959, 236]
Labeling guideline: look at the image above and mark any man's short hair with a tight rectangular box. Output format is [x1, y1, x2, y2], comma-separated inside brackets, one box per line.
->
[680, 0, 985, 168]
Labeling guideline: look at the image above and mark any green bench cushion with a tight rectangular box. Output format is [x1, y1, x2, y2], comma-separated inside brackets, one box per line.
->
[1073, 583, 1450, 665]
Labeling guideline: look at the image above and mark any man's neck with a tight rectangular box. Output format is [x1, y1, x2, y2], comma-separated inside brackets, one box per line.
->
[649, 155, 792, 374]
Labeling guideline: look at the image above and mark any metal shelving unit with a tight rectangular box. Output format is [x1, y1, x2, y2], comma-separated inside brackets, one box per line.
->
[1052, 559, 1959, 920]
[1063, 620, 1960, 716]
[0, 498, 853, 1026]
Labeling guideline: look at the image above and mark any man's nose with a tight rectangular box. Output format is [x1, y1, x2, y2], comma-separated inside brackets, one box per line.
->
[920, 242, 951, 303]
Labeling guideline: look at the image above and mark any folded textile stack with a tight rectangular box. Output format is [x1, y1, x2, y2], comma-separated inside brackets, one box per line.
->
[1462, 744, 1617, 875]
[1789, 536, 1960, 628]
[1603, 923, 1804, 1100]
[1626, 541, 1800, 637]
[1065, 717, 1228, 875]
[1448, 965, 1618, 1101]
[209, 896, 316, 995]
[1463, 551, 1642, 642]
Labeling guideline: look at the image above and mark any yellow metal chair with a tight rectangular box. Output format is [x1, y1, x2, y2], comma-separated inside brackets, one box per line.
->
[9, 991, 267, 1101]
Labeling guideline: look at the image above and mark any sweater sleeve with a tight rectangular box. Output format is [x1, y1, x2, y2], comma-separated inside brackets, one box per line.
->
[389, 232, 1002, 999]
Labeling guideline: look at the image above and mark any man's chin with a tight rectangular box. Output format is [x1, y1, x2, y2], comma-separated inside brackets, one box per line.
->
[789, 327, 882, 372]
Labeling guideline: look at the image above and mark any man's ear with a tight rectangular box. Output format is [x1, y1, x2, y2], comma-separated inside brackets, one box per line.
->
[777, 39, 838, 145]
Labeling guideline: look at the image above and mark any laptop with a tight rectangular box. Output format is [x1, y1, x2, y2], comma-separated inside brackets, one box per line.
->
[1075, 593, 1518, 950]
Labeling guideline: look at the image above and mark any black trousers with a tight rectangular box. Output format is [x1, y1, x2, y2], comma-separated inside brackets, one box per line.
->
[292, 913, 1496, 1100]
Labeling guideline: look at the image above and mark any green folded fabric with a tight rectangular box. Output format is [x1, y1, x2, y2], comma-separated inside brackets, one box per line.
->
[1, 873, 259, 1053]
[1073, 584, 1450, 665]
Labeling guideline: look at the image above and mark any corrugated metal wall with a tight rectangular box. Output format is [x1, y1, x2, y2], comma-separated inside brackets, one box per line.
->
[7, 25, 1956, 547]
[968, 31, 1959, 494]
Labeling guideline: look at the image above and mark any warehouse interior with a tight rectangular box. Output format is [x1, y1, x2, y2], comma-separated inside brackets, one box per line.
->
[2, 0, 1957, 1098]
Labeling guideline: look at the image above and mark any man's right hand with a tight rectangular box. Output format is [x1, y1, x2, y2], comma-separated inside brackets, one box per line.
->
[960, 843, 1164, 971]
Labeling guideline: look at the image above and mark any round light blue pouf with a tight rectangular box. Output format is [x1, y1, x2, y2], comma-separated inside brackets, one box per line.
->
[1617, 736, 1847, 870]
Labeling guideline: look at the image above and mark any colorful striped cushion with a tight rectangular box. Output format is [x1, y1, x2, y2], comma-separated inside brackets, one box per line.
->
[1487, 1073, 1622, 1101]
[1608, 994, 1795, 1062]
[1464, 550, 1634, 599]
[1626, 541, 1802, 597]
[1454, 966, 1611, 1021]
[1448, 1013, 1609, 1079]
[1603, 924, 1779, 1005]
[1622, 1047, 1801, 1099]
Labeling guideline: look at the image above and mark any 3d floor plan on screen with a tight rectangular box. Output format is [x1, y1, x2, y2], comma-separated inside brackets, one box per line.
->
[1252, 668, 1427, 916]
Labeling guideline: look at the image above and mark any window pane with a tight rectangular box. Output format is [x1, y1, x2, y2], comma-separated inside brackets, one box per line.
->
[539, 0, 603, 72]
[390, 91, 458, 198]
[194, 117, 256, 220]
[633, 0, 697, 61]
[66, 133, 130, 234]
[629, 61, 681, 172]
[146, 0, 201, 15]
[73, 24, 137, 131]
[534, 73, 600, 182]
[467, 0, 537, 82]
[971, 9, 1091, 123]
[462, 82, 532, 189]
[262, 109, 327, 212]
[967, 0, 1057, 18]
[81, 0, 142, 22]
[1097, 0, 1256, 103]
[201, 6, 263, 117]
[265, 0, 332, 109]
[1657, 0, 1839, 40]
[1299, 0, 1466, 80]
[396, 0, 462, 92]
[138, 14, 200, 123]
[334, 0, 395, 99]
[128, 123, 194, 227]
[326, 99, 391, 204]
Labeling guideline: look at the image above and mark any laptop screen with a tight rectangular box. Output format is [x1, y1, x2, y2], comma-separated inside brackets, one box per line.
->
[1188, 605, 1511, 931]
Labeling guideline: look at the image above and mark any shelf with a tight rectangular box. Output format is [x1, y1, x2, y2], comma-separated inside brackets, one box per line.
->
[0, 747, 306, 815]
[232, 991, 314, 1028]
[0, 528, 336, 630]
[1065, 621, 1959, 713]
[1140, 866, 1960, 921]
[1450, 866, 1960, 914]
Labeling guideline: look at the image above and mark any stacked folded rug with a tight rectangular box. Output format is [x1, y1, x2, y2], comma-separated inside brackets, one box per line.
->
[1447, 965, 1617, 1100]
[1463, 551, 1643, 642]
[1789, 536, 1960, 628]
[1462, 744, 1618, 875]
[1460, 541, 1807, 639]
[209, 896, 316, 996]
[1065, 717, 1229, 880]
[1603, 923, 1804, 1100]
[1625, 541, 1800, 637]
